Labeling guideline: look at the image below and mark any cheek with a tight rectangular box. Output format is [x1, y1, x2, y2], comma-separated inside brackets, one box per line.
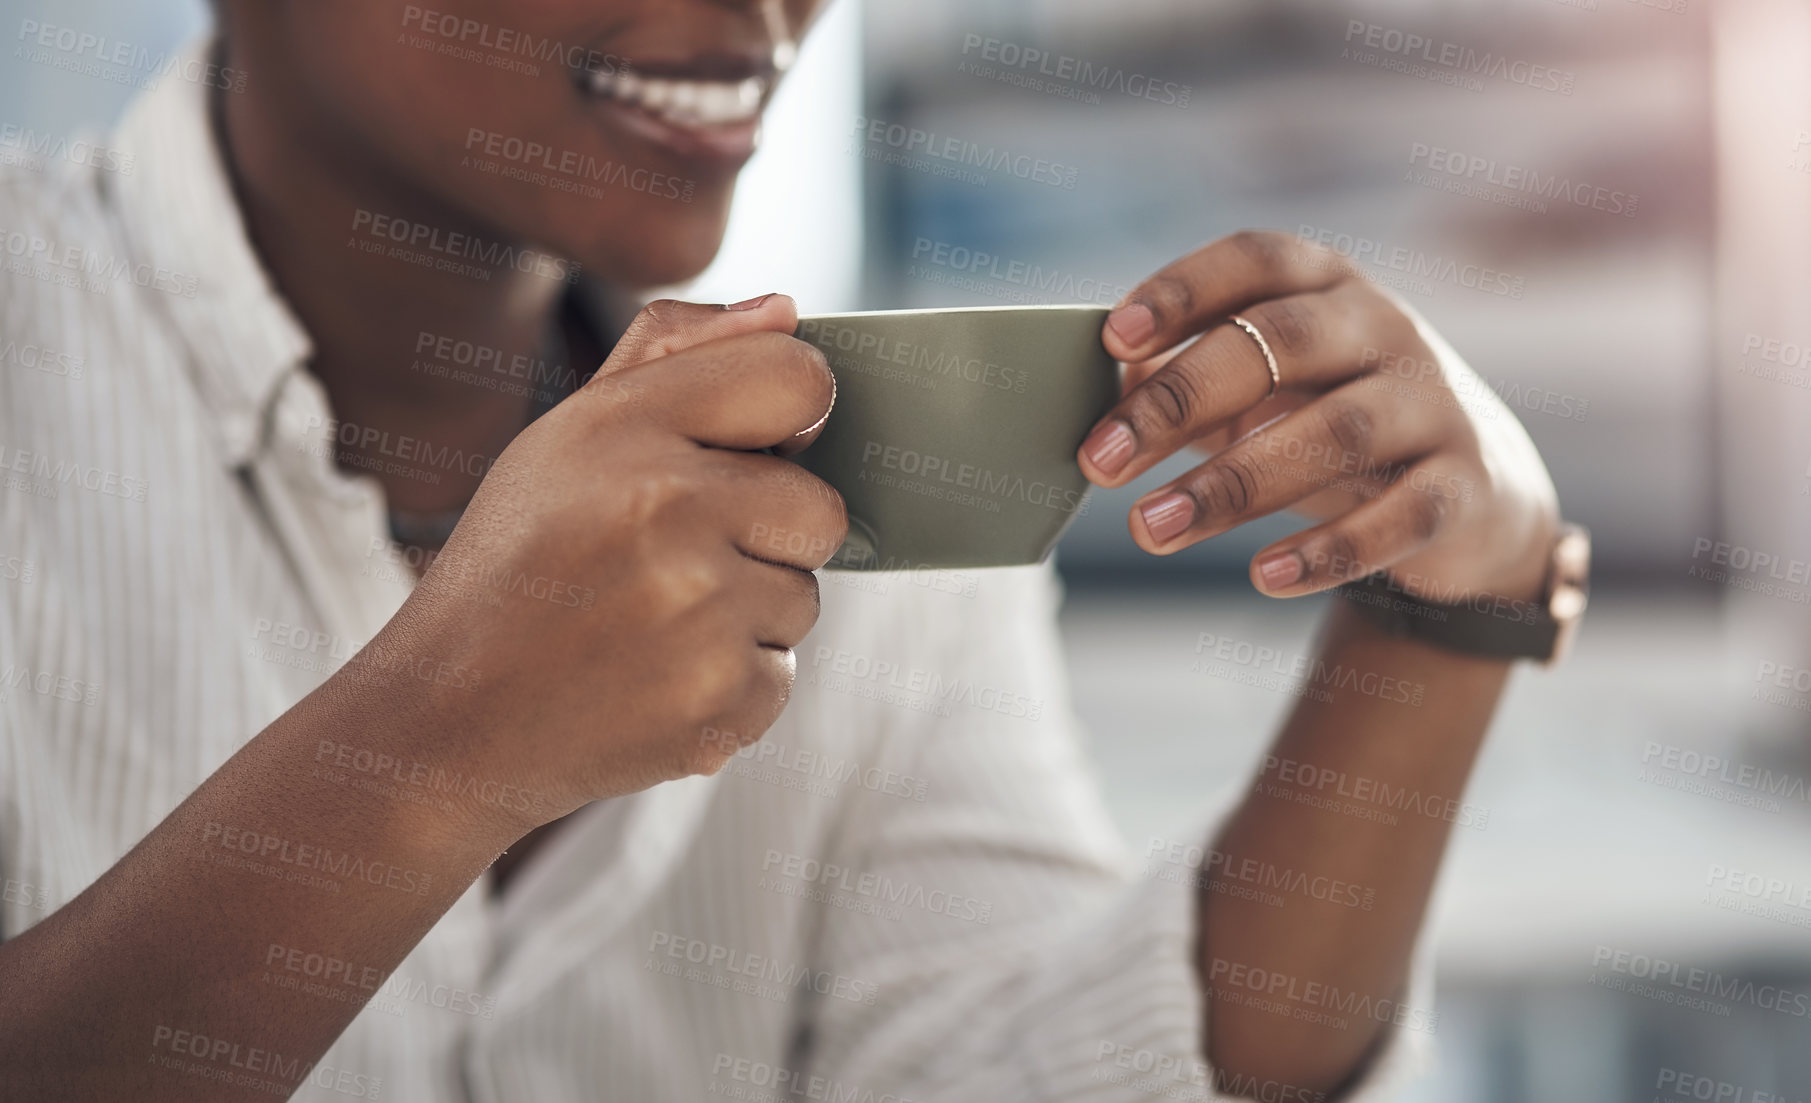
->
[303, 30, 738, 279]
[289, 0, 745, 284]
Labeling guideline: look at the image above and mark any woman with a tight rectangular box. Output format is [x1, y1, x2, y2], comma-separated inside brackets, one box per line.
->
[0, 1, 1574, 1100]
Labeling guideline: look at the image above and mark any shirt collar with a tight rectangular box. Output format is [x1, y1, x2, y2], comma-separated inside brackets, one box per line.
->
[109, 37, 314, 467]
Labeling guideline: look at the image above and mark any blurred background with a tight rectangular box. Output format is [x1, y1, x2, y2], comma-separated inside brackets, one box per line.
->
[5, 0, 1809, 1097]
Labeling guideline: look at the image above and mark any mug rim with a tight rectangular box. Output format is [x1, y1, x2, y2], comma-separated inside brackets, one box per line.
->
[798, 304, 1110, 321]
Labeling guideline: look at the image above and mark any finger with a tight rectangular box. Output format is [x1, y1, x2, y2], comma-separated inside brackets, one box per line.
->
[708, 451, 850, 572]
[1081, 281, 1403, 487]
[600, 294, 799, 372]
[689, 646, 797, 776]
[1101, 230, 1355, 363]
[1247, 456, 1475, 597]
[614, 330, 837, 453]
[1127, 379, 1449, 554]
[764, 365, 836, 459]
[737, 554, 823, 651]
[1189, 391, 1318, 460]
[1119, 345, 1185, 394]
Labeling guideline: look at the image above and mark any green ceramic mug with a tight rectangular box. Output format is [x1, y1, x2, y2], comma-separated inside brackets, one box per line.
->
[790, 305, 1121, 571]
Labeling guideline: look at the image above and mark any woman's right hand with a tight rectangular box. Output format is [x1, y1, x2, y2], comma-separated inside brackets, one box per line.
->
[348, 293, 845, 836]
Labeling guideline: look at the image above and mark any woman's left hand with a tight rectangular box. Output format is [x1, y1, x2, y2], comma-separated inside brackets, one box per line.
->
[1078, 230, 1561, 603]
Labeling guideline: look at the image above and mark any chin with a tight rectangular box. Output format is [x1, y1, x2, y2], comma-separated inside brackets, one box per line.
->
[569, 196, 735, 290]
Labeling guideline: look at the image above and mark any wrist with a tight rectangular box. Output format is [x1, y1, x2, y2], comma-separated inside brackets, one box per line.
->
[309, 646, 547, 857]
[1339, 513, 1586, 666]
[1475, 504, 1561, 605]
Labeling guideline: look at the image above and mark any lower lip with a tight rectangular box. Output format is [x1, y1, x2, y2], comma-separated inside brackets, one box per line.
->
[588, 95, 762, 169]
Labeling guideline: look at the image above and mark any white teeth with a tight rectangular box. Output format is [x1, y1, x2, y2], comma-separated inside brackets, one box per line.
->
[587, 70, 768, 127]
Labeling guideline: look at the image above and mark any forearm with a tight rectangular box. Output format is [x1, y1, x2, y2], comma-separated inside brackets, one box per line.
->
[1197, 597, 1515, 1098]
[0, 668, 524, 1101]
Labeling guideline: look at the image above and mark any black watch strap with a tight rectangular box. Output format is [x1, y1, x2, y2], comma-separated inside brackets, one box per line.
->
[1337, 523, 1591, 665]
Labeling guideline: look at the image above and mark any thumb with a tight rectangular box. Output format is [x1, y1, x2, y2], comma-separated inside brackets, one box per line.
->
[601, 293, 799, 372]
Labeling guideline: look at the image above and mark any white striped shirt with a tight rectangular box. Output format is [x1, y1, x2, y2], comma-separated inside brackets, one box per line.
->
[0, 51, 1426, 1102]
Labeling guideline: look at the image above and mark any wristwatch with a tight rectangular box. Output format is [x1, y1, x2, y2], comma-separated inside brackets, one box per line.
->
[1337, 523, 1591, 665]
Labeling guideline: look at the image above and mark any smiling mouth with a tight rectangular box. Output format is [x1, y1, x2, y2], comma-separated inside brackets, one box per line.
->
[586, 68, 769, 128]
[578, 60, 779, 166]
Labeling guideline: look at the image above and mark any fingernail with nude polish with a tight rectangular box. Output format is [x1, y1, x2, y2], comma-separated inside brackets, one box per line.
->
[727, 293, 775, 311]
[1139, 493, 1195, 545]
[1257, 552, 1304, 590]
[1106, 302, 1155, 347]
[1082, 420, 1136, 478]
